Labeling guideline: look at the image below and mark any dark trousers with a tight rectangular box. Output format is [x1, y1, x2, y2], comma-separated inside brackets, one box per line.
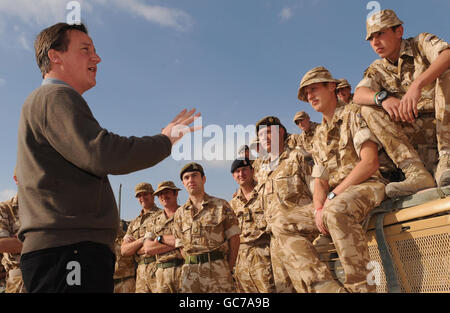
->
[20, 241, 115, 293]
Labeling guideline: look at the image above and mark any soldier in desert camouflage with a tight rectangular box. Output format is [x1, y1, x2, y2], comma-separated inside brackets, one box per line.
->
[298, 66, 387, 292]
[121, 182, 160, 293]
[336, 78, 353, 104]
[229, 158, 275, 293]
[255, 116, 344, 293]
[0, 169, 25, 293]
[353, 9, 450, 192]
[142, 181, 184, 293]
[113, 220, 136, 293]
[172, 162, 241, 293]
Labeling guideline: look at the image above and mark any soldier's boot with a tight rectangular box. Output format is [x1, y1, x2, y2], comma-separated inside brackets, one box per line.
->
[385, 162, 436, 198]
[435, 154, 450, 187]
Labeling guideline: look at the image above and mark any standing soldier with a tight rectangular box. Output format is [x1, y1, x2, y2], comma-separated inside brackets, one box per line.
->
[172, 163, 241, 293]
[298, 66, 387, 292]
[336, 78, 353, 104]
[0, 170, 25, 293]
[121, 182, 160, 293]
[229, 158, 275, 293]
[113, 220, 136, 293]
[255, 116, 343, 293]
[353, 9, 450, 189]
[142, 181, 184, 293]
[288, 111, 320, 155]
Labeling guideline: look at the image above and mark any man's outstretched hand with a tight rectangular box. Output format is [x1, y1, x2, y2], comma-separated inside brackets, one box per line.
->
[162, 108, 202, 145]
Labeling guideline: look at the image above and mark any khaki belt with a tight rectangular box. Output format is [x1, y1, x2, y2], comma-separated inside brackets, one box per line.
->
[138, 256, 156, 265]
[185, 251, 225, 264]
[156, 259, 184, 269]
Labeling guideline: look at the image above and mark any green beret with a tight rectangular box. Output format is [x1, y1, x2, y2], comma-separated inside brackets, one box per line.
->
[180, 162, 205, 180]
[255, 116, 286, 134]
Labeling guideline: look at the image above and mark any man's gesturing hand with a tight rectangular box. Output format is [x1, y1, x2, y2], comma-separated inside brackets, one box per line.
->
[162, 108, 202, 145]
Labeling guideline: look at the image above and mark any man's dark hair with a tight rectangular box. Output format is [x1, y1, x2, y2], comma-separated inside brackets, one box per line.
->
[34, 23, 88, 78]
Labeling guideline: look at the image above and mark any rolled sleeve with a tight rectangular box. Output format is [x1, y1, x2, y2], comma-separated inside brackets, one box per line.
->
[175, 238, 183, 248]
[224, 224, 241, 240]
[356, 66, 382, 92]
[312, 164, 329, 181]
[353, 128, 382, 157]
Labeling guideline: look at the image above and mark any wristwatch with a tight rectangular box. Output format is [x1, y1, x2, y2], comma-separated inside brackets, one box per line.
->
[157, 236, 163, 244]
[375, 90, 388, 106]
[327, 192, 337, 200]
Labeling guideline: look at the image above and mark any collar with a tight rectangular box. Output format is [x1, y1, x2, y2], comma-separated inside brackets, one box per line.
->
[236, 184, 258, 203]
[321, 103, 345, 129]
[184, 193, 211, 210]
[41, 78, 74, 89]
[383, 38, 413, 66]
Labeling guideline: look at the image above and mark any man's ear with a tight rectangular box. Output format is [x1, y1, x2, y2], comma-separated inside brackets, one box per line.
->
[395, 25, 404, 39]
[48, 49, 61, 64]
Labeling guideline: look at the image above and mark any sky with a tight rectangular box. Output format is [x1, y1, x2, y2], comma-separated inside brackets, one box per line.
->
[0, 0, 449, 221]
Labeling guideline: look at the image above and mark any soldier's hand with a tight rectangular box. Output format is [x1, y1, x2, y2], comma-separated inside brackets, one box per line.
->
[399, 84, 420, 123]
[314, 207, 329, 235]
[161, 108, 202, 145]
[381, 97, 401, 122]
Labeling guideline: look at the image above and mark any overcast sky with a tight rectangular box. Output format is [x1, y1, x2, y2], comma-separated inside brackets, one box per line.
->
[0, 0, 449, 220]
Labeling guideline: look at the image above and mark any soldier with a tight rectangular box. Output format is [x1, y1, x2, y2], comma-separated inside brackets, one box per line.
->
[353, 9, 450, 189]
[121, 182, 160, 293]
[0, 170, 25, 293]
[288, 111, 320, 155]
[229, 158, 275, 293]
[142, 181, 184, 293]
[336, 78, 353, 104]
[255, 116, 343, 293]
[113, 220, 136, 293]
[298, 66, 387, 292]
[172, 162, 241, 293]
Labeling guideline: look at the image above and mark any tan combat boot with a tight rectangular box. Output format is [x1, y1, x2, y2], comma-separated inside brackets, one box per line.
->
[385, 162, 436, 198]
[435, 154, 450, 187]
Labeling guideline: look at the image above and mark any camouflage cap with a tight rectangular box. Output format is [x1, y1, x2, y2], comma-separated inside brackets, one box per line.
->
[255, 116, 286, 134]
[366, 9, 403, 40]
[134, 182, 154, 197]
[297, 66, 339, 102]
[336, 78, 351, 90]
[293, 111, 310, 124]
[153, 180, 181, 196]
[180, 162, 205, 180]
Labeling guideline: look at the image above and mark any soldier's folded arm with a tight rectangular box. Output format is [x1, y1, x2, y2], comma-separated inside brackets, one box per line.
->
[120, 235, 145, 257]
[143, 236, 176, 256]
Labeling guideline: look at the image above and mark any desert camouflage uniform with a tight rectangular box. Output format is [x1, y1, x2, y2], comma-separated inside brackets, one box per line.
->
[145, 209, 183, 293]
[257, 148, 343, 293]
[287, 122, 320, 154]
[311, 104, 387, 293]
[125, 205, 160, 293]
[356, 33, 450, 174]
[229, 187, 275, 293]
[172, 194, 241, 293]
[0, 262, 6, 292]
[0, 196, 25, 293]
[114, 220, 136, 293]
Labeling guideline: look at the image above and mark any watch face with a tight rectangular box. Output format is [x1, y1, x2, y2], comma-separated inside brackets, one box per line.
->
[327, 192, 336, 200]
[378, 90, 388, 101]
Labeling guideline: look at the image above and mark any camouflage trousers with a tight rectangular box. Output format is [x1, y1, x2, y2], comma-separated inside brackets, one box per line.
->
[322, 180, 386, 293]
[234, 241, 276, 293]
[179, 259, 236, 293]
[5, 268, 26, 293]
[435, 69, 450, 155]
[269, 205, 343, 293]
[154, 265, 182, 293]
[114, 276, 136, 293]
[135, 263, 157, 293]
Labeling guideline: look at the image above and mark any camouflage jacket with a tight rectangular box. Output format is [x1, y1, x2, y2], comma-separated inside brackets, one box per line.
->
[124, 205, 161, 263]
[311, 103, 386, 189]
[229, 186, 269, 244]
[258, 147, 314, 235]
[286, 122, 320, 154]
[144, 209, 183, 263]
[0, 196, 20, 272]
[356, 33, 449, 112]
[172, 194, 241, 256]
[114, 221, 136, 279]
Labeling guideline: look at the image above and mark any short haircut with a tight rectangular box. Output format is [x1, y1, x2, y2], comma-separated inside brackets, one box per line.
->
[34, 23, 88, 78]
